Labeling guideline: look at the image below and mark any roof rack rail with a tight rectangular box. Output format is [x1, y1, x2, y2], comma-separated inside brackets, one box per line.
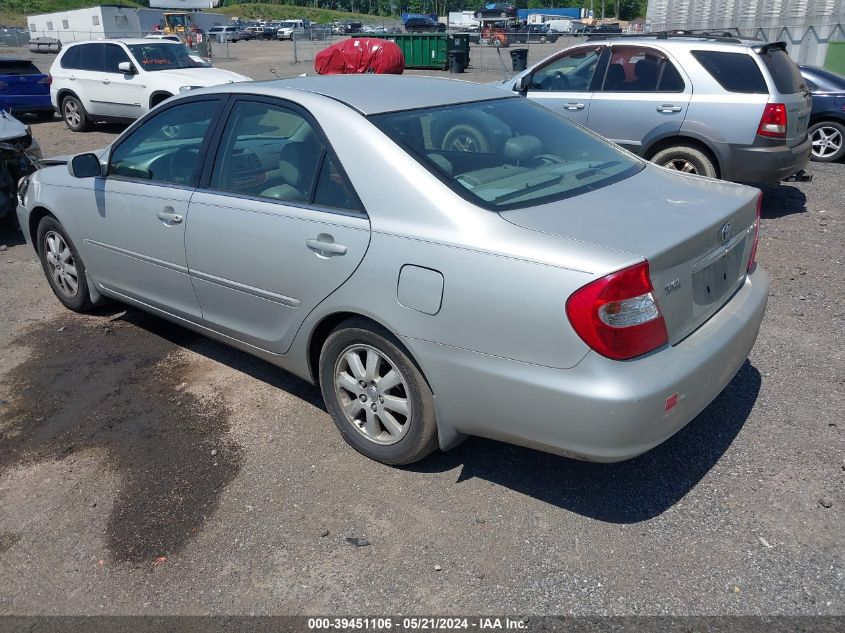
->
[586, 30, 746, 44]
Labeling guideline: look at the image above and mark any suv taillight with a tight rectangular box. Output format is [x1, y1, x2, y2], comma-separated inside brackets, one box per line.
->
[747, 192, 762, 272]
[38, 74, 52, 85]
[757, 103, 787, 138]
[566, 261, 669, 361]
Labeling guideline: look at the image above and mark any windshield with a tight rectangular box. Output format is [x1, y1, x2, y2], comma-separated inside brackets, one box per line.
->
[370, 98, 643, 211]
[127, 43, 211, 71]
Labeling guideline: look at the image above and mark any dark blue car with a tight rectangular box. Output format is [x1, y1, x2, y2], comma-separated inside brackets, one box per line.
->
[799, 65, 845, 163]
[0, 57, 53, 120]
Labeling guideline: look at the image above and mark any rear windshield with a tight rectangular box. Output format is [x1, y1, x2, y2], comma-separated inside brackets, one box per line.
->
[370, 98, 643, 211]
[758, 46, 806, 94]
[691, 50, 767, 93]
[0, 60, 41, 75]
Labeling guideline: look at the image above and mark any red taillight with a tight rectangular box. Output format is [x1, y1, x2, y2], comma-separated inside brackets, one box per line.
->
[747, 191, 762, 272]
[757, 103, 787, 138]
[566, 261, 669, 361]
[38, 74, 52, 85]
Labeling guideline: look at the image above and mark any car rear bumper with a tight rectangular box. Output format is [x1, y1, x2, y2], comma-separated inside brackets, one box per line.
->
[2, 95, 52, 114]
[726, 135, 811, 183]
[409, 266, 769, 462]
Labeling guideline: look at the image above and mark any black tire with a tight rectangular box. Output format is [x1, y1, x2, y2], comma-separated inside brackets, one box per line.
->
[808, 120, 845, 163]
[650, 144, 718, 179]
[36, 216, 94, 312]
[441, 123, 490, 153]
[61, 94, 89, 132]
[319, 319, 439, 465]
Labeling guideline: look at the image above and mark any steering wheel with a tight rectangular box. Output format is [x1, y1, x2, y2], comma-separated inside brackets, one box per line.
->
[167, 147, 199, 185]
[535, 154, 566, 165]
[551, 71, 570, 90]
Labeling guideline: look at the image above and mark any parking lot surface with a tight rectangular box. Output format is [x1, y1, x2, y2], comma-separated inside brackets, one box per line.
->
[0, 41, 843, 616]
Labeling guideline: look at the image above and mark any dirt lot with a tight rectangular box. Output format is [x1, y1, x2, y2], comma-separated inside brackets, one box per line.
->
[0, 40, 843, 616]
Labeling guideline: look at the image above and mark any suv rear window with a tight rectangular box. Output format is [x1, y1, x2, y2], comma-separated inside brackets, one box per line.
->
[692, 50, 767, 93]
[758, 46, 806, 94]
[0, 60, 41, 75]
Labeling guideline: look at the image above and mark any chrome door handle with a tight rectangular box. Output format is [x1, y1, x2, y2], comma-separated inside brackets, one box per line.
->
[102, 79, 111, 84]
[657, 104, 682, 113]
[564, 102, 585, 110]
[157, 208, 183, 225]
[306, 235, 347, 257]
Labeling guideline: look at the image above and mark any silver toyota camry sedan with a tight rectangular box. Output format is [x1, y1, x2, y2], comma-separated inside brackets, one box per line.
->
[16, 76, 769, 465]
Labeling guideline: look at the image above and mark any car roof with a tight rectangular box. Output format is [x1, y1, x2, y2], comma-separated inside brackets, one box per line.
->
[235, 75, 515, 115]
[585, 35, 765, 51]
[65, 38, 181, 46]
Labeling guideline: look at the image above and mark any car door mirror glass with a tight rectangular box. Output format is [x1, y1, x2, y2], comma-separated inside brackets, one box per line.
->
[69, 153, 103, 178]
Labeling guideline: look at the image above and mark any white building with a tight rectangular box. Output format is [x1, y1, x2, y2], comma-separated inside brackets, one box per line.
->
[646, 0, 845, 66]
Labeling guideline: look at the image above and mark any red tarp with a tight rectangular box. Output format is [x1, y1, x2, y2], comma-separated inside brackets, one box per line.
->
[314, 38, 404, 75]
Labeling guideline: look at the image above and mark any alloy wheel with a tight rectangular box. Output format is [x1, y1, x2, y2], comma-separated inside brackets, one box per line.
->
[44, 231, 79, 298]
[811, 125, 843, 159]
[333, 344, 411, 446]
[664, 158, 699, 174]
[63, 100, 81, 128]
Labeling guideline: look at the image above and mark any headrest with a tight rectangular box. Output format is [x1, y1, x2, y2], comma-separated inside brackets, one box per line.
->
[503, 135, 542, 162]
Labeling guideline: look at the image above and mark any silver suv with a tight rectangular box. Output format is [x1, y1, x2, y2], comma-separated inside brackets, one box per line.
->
[498, 34, 812, 182]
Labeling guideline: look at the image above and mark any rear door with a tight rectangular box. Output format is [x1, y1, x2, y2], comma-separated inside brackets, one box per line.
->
[756, 44, 812, 148]
[185, 96, 370, 354]
[586, 45, 691, 153]
[523, 44, 607, 127]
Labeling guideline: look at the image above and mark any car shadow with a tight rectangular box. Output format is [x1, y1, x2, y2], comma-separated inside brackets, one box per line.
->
[405, 361, 762, 524]
[758, 183, 807, 219]
[113, 307, 326, 411]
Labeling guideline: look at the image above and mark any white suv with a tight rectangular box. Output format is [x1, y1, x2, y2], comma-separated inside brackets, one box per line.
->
[50, 39, 250, 132]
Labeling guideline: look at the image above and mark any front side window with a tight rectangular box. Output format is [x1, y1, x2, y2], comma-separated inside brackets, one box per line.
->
[109, 100, 219, 185]
[126, 42, 210, 71]
[529, 46, 603, 92]
[102, 44, 131, 74]
[370, 98, 643, 211]
[600, 46, 685, 92]
[209, 100, 359, 212]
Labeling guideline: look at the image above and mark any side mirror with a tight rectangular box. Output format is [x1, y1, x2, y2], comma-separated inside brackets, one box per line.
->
[118, 61, 135, 74]
[515, 74, 531, 94]
[68, 153, 103, 178]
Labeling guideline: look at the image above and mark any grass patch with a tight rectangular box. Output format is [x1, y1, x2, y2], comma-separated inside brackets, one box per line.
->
[216, 4, 387, 25]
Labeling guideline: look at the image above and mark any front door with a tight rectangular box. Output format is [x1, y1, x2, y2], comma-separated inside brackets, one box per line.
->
[586, 45, 691, 152]
[524, 44, 607, 127]
[185, 97, 371, 354]
[96, 43, 146, 119]
[77, 97, 223, 319]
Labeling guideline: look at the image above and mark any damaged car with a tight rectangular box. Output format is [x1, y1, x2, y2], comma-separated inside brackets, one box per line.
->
[0, 109, 40, 224]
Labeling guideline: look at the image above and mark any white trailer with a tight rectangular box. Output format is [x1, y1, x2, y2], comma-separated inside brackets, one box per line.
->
[27, 6, 150, 43]
[448, 11, 480, 29]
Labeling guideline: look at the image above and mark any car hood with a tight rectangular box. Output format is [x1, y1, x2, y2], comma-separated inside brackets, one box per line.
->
[151, 67, 251, 85]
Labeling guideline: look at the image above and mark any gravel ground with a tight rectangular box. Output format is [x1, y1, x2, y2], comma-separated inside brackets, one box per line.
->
[0, 41, 842, 617]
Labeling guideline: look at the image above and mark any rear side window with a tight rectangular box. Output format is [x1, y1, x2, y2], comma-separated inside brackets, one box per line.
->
[601, 46, 685, 92]
[77, 44, 103, 72]
[0, 60, 41, 75]
[758, 47, 806, 94]
[60, 46, 81, 69]
[692, 50, 767, 93]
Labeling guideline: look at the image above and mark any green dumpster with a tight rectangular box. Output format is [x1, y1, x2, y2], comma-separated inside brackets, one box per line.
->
[824, 41, 845, 75]
[381, 33, 470, 71]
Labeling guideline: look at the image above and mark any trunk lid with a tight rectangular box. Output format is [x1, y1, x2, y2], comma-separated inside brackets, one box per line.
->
[500, 165, 760, 344]
[0, 60, 49, 96]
